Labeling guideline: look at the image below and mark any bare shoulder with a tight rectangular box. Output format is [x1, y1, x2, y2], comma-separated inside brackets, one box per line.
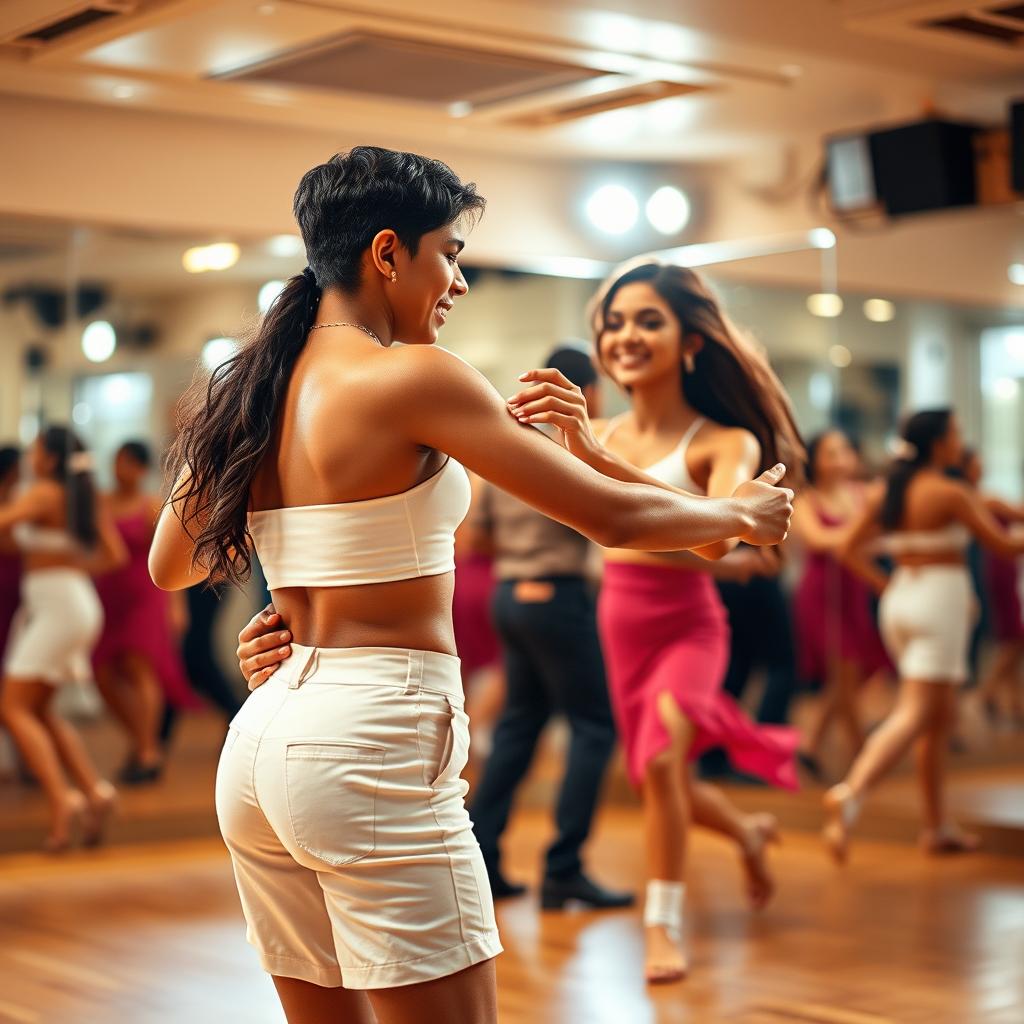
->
[702, 423, 760, 461]
[377, 343, 497, 412]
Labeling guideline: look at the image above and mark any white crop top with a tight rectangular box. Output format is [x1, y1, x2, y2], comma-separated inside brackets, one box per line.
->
[600, 415, 707, 495]
[12, 521, 79, 554]
[248, 457, 471, 590]
[881, 522, 971, 556]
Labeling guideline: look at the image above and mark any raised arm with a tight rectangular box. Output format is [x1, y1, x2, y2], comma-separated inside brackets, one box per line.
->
[950, 482, 1024, 559]
[397, 347, 792, 552]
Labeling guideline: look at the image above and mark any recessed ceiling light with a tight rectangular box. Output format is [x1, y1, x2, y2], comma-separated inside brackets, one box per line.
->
[863, 298, 895, 323]
[585, 185, 639, 235]
[806, 293, 843, 318]
[267, 234, 304, 258]
[182, 242, 240, 273]
[258, 280, 286, 313]
[82, 321, 116, 363]
[112, 85, 135, 100]
[202, 336, 240, 372]
[645, 186, 691, 235]
[447, 102, 473, 118]
[1009, 263, 1024, 285]
[828, 344, 852, 368]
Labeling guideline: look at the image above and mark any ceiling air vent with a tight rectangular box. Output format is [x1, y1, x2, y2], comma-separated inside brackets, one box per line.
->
[2, 2, 136, 51]
[221, 31, 604, 107]
[508, 81, 708, 128]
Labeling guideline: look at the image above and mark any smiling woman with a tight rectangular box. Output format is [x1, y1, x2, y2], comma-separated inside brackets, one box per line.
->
[146, 145, 793, 1024]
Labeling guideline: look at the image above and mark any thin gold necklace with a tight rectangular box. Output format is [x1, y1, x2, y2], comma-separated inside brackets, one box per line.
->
[310, 322, 382, 345]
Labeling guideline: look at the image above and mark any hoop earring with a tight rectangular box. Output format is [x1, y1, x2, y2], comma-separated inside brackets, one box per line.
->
[683, 352, 696, 374]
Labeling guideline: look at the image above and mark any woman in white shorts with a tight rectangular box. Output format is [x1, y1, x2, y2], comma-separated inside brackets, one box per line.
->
[149, 145, 794, 1024]
[826, 409, 1024, 861]
[0, 427, 125, 850]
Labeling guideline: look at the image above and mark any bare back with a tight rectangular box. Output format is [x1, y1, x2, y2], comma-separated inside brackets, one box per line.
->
[891, 470, 969, 568]
[249, 334, 457, 654]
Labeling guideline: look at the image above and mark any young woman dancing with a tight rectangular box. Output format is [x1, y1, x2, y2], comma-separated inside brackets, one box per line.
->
[93, 441, 198, 784]
[791, 430, 890, 778]
[0, 428, 125, 850]
[154, 146, 794, 1024]
[502, 261, 804, 983]
[826, 410, 1024, 861]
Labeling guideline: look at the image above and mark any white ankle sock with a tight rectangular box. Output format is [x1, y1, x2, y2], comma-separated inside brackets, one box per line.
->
[643, 880, 685, 939]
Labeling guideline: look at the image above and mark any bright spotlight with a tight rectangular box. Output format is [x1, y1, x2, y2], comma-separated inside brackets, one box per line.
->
[183, 242, 240, 274]
[645, 186, 691, 235]
[82, 320, 116, 363]
[1009, 264, 1024, 286]
[993, 376, 1020, 400]
[828, 344, 852, 368]
[267, 234, 304, 258]
[258, 280, 286, 313]
[863, 298, 895, 323]
[806, 293, 844, 318]
[585, 185, 639, 235]
[202, 336, 240, 372]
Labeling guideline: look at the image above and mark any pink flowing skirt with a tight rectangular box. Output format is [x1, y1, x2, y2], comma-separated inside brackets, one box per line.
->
[598, 561, 799, 791]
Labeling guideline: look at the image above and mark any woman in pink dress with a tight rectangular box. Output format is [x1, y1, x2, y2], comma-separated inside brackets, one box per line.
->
[507, 261, 802, 984]
[93, 441, 198, 784]
[791, 430, 889, 777]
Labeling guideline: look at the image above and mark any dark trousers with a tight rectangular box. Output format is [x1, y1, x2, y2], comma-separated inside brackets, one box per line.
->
[161, 583, 244, 743]
[699, 575, 798, 775]
[469, 578, 616, 880]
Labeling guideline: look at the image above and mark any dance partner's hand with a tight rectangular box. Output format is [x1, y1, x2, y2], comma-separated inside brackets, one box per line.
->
[506, 368, 597, 460]
[732, 465, 794, 546]
[236, 603, 292, 691]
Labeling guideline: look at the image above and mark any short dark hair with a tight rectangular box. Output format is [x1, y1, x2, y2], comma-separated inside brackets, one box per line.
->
[545, 345, 597, 390]
[118, 440, 152, 467]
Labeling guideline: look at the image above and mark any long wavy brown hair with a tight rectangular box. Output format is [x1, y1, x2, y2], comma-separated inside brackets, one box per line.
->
[590, 261, 806, 486]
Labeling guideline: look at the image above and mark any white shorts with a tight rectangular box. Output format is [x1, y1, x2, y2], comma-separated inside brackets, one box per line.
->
[879, 565, 977, 684]
[215, 644, 502, 990]
[3, 568, 103, 685]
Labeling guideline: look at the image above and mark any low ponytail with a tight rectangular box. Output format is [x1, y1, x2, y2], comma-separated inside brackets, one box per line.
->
[167, 269, 319, 584]
[166, 146, 484, 587]
[879, 409, 952, 530]
[41, 426, 98, 547]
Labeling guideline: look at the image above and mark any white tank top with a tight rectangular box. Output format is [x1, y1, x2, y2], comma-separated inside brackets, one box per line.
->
[248, 457, 471, 589]
[599, 415, 707, 495]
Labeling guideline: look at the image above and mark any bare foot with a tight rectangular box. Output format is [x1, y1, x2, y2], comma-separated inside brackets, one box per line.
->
[822, 783, 859, 865]
[644, 924, 688, 984]
[44, 790, 87, 854]
[83, 781, 118, 848]
[920, 825, 981, 856]
[739, 813, 779, 910]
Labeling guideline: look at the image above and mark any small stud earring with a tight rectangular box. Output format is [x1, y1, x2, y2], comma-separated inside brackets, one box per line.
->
[390, 271, 398, 283]
[683, 352, 696, 373]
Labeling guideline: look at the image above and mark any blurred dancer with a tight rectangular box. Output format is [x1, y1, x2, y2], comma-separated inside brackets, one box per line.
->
[155, 147, 792, 1023]
[92, 441, 198, 783]
[790, 430, 889, 777]
[0, 428, 125, 851]
[467, 344, 631, 910]
[507, 261, 803, 983]
[0, 447, 22, 659]
[828, 410, 1024, 861]
[960, 449, 1024, 725]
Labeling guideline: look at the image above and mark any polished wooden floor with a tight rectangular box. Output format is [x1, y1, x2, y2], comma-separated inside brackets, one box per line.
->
[1, 805, 1022, 1024]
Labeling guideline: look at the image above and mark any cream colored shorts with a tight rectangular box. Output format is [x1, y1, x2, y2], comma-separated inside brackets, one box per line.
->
[215, 644, 502, 990]
[879, 565, 977, 684]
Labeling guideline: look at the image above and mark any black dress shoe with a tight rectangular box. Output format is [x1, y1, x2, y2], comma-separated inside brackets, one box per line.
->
[541, 872, 634, 911]
[486, 866, 528, 901]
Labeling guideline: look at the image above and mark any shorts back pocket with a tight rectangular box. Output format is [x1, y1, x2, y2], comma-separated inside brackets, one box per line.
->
[285, 742, 385, 867]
